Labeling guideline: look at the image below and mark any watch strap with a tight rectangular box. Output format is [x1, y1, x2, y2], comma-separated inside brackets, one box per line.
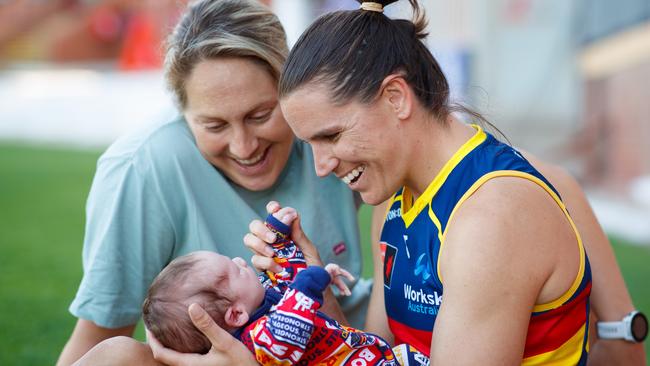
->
[597, 320, 630, 341]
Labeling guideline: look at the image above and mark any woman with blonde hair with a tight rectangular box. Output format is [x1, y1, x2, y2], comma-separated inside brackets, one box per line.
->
[57, 1, 372, 364]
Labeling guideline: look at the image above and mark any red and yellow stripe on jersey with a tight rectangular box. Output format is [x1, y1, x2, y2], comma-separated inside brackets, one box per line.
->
[380, 125, 591, 365]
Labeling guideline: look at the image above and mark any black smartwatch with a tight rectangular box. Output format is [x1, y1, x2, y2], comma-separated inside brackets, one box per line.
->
[597, 311, 648, 343]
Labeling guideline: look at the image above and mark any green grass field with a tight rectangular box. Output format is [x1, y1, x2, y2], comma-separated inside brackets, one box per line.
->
[1, 142, 649, 365]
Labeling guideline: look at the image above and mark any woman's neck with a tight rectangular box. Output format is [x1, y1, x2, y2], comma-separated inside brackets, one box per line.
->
[404, 115, 476, 200]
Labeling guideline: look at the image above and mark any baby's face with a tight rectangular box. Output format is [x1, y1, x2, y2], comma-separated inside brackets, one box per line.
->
[186, 252, 264, 313]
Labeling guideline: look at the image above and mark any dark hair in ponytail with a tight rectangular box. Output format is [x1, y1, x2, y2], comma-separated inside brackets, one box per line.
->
[279, 0, 449, 119]
[280, 0, 509, 140]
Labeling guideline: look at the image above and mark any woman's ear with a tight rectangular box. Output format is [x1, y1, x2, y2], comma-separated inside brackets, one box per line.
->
[380, 75, 413, 120]
[224, 303, 250, 328]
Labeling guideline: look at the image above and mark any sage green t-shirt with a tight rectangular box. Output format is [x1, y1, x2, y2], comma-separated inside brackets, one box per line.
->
[69, 117, 364, 328]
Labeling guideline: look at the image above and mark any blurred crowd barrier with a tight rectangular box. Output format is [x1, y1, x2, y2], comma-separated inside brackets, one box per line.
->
[0, 0, 187, 69]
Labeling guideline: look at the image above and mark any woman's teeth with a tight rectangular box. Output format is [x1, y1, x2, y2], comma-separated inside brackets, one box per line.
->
[342, 166, 365, 185]
[236, 150, 265, 166]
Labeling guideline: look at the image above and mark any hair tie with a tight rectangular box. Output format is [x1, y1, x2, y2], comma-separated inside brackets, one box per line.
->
[360, 2, 384, 13]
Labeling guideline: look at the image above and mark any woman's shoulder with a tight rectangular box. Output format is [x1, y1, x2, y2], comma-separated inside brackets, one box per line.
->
[90, 116, 209, 189]
[97, 116, 199, 170]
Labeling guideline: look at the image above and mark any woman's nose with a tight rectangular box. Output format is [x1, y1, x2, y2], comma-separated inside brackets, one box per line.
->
[229, 127, 259, 159]
[313, 144, 338, 177]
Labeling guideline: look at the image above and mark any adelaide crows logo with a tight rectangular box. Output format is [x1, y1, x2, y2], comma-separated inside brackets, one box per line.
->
[380, 241, 398, 289]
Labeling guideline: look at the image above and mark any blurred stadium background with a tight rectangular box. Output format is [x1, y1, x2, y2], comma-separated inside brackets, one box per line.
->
[0, 0, 648, 364]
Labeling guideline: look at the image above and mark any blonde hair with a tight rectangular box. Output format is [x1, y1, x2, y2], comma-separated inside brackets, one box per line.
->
[165, 0, 288, 108]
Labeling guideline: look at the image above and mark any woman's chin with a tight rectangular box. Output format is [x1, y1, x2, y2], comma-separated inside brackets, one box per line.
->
[359, 191, 387, 206]
[233, 174, 276, 191]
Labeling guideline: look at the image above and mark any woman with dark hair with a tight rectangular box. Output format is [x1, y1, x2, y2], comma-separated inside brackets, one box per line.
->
[268, 1, 644, 364]
[278, 2, 592, 364]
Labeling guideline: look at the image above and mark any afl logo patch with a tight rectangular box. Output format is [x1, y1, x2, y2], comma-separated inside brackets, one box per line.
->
[380, 241, 398, 289]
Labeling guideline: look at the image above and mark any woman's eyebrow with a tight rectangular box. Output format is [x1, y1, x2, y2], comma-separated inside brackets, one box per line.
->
[195, 115, 227, 123]
[310, 126, 340, 141]
[247, 99, 278, 112]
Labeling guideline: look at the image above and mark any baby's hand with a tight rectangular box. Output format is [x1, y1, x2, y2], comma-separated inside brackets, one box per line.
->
[271, 206, 297, 226]
[245, 201, 323, 272]
[324, 263, 354, 296]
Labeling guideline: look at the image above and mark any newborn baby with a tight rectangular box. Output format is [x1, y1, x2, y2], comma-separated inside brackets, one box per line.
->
[143, 208, 426, 365]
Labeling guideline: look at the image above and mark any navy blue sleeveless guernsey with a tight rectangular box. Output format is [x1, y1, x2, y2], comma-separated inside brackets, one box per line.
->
[380, 125, 591, 365]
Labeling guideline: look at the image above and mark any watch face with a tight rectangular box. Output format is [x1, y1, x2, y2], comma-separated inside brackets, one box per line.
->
[631, 312, 648, 342]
